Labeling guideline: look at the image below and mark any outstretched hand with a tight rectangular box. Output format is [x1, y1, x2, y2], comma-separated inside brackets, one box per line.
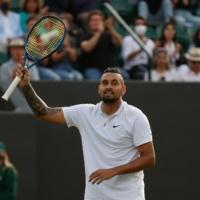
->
[89, 168, 116, 185]
[15, 56, 30, 88]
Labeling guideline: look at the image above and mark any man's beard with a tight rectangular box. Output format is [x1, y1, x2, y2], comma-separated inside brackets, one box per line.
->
[101, 96, 119, 104]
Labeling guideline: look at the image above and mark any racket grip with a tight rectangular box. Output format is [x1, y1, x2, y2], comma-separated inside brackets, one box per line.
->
[1, 76, 21, 101]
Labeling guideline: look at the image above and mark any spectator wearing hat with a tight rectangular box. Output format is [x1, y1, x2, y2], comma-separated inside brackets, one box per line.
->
[0, 0, 23, 53]
[178, 48, 200, 82]
[0, 141, 18, 200]
[0, 38, 40, 81]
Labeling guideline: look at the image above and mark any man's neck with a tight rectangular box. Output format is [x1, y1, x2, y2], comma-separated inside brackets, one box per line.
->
[102, 99, 122, 115]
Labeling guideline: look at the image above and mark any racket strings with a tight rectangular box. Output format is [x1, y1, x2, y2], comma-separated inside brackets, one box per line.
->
[26, 17, 65, 59]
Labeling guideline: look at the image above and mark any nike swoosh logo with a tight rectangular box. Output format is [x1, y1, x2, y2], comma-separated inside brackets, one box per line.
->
[113, 125, 120, 128]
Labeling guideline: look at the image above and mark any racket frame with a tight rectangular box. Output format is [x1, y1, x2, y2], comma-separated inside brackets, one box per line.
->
[24, 15, 67, 69]
[2, 15, 66, 101]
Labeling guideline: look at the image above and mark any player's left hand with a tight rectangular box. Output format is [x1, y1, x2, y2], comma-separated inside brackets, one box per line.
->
[89, 169, 116, 185]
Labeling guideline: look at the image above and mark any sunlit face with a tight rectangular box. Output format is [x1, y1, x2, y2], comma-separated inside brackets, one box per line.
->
[0, 151, 6, 166]
[189, 60, 200, 73]
[156, 52, 168, 69]
[98, 73, 126, 104]
[164, 24, 175, 40]
[89, 14, 103, 31]
[10, 46, 24, 61]
[26, 0, 38, 13]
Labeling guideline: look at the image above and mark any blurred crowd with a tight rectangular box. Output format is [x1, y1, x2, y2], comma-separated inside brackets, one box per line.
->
[0, 0, 200, 82]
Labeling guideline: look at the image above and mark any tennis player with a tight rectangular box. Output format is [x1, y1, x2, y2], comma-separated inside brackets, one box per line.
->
[15, 62, 155, 200]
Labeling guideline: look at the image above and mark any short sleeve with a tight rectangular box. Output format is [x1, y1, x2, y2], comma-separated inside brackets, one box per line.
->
[122, 36, 139, 60]
[132, 111, 152, 147]
[62, 104, 87, 128]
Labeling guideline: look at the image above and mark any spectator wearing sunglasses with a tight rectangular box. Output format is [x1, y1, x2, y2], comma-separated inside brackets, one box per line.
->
[0, 141, 18, 200]
[178, 48, 200, 82]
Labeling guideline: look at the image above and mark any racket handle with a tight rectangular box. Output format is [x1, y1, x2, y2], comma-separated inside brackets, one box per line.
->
[1, 76, 21, 101]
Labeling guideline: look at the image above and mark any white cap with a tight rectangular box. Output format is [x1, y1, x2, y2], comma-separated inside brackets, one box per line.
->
[9, 38, 25, 47]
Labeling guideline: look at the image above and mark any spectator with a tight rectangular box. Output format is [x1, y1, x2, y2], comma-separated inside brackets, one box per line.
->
[49, 16, 83, 80]
[154, 22, 181, 65]
[138, 0, 173, 23]
[0, 0, 23, 53]
[80, 10, 129, 79]
[62, 12, 84, 44]
[122, 16, 154, 80]
[24, 15, 38, 39]
[144, 48, 179, 81]
[0, 141, 17, 200]
[178, 48, 200, 82]
[173, 0, 200, 27]
[74, 0, 111, 32]
[0, 38, 40, 81]
[19, 0, 48, 32]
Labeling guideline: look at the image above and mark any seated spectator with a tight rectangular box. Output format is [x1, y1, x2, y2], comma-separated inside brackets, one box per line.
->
[122, 16, 154, 80]
[80, 10, 129, 80]
[19, 0, 48, 32]
[138, 0, 173, 23]
[49, 16, 83, 80]
[178, 48, 200, 82]
[74, 0, 111, 32]
[0, 38, 40, 81]
[154, 22, 181, 65]
[24, 15, 38, 39]
[144, 48, 179, 81]
[0, 141, 17, 200]
[62, 13, 84, 44]
[0, 0, 23, 53]
[173, 0, 200, 27]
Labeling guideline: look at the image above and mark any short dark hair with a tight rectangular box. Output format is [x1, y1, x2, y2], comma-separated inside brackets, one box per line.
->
[103, 68, 124, 85]
[88, 10, 105, 21]
[133, 16, 147, 25]
[104, 67, 121, 74]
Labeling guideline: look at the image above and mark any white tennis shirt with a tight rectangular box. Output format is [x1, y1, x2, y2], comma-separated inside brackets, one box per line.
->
[62, 101, 152, 200]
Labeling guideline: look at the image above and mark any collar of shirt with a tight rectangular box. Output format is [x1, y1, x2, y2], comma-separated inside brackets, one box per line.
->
[98, 101, 125, 116]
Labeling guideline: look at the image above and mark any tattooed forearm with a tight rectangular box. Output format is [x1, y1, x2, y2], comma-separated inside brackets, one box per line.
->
[21, 83, 61, 117]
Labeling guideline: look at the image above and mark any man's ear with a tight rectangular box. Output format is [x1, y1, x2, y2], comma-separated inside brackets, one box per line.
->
[122, 85, 126, 95]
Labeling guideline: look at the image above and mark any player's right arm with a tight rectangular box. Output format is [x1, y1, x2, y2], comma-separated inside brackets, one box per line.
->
[15, 62, 66, 125]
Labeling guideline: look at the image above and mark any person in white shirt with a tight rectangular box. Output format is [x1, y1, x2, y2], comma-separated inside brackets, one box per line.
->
[0, 38, 40, 81]
[0, 0, 23, 53]
[122, 16, 154, 80]
[14, 64, 155, 200]
[144, 48, 179, 81]
[178, 48, 200, 82]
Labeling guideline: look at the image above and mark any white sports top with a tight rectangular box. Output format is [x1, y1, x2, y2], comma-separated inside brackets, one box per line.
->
[62, 101, 152, 200]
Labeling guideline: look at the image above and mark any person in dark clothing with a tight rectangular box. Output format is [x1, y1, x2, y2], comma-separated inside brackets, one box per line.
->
[0, 141, 17, 200]
[173, 0, 200, 27]
[43, 0, 68, 14]
[80, 10, 129, 80]
[138, 0, 173, 23]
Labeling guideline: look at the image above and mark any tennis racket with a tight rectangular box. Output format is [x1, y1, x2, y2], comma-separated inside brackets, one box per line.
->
[2, 15, 66, 101]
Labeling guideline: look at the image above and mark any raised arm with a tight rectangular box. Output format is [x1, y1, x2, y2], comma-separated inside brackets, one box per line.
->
[15, 61, 66, 124]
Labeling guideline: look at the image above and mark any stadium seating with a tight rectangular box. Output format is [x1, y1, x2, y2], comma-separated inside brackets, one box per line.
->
[10, 0, 21, 12]
[186, 26, 199, 42]
[0, 53, 8, 66]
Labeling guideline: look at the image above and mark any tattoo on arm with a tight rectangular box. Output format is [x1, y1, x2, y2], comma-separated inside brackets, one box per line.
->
[21, 84, 61, 117]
